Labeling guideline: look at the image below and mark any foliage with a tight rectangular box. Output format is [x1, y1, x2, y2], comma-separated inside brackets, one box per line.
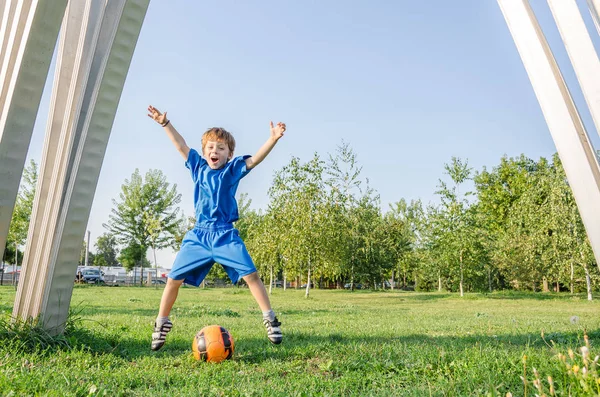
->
[4, 160, 37, 265]
[94, 233, 120, 267]
[230, 144, 600, 295]
[104, 169, 182, 268]
[118, 242, 150, 271]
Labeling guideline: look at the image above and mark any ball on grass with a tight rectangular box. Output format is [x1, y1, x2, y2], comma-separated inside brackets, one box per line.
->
[192, 325, 234, 363]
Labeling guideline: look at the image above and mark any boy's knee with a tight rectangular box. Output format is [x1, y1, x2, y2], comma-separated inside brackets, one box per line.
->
[166, 278, 184, 288]
[242, 272, 259, 283]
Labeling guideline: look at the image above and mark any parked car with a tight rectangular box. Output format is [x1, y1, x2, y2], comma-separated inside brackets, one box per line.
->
[77, 268, 104, 284]
[144, 279, 166, 285]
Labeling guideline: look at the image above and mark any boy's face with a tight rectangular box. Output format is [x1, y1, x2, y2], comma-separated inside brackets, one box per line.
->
[203, 140, 233, 169]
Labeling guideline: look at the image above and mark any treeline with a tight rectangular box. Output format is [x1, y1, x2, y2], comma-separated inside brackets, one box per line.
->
[5, 143, 598, 298]
[238, 143, 599, 298]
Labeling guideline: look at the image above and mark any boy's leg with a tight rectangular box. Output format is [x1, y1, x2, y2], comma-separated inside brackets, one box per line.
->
[243, 272, 283, 344]
[214, 229, 282, 344]
[243, 271, 271, 312]
[158, 277, 184, 317]
[151, 277, 184, 351]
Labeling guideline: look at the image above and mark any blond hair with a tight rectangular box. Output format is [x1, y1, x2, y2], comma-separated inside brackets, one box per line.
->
[201, 127, 236, 153]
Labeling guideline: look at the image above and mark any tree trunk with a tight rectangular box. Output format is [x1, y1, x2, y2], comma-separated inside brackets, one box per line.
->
[153, 246, 158, 285]
[583, 263, 593, 301]
[305, 266, 311, 298]
[542, 277, 549, 292]
[305, 252, 312, 298]
[391, 270, 395, 291]
[570, 262, 575, 294]
[488, 266, 492, 293]
[581, 250, 592, 301]
[269, 265, 273, 295]
[556, 281, 559, 292]
[438, 272, 442, 292]
[283, 272, 287, 292]
[459, 252, 464, 297]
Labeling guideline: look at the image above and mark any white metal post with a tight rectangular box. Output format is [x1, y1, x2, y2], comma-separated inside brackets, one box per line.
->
[587, 0, 600, 36]
[497, 0, 600, 267]
[13, 0, 150, 333]
[0, 0, 68, 264]
[547, 0, 600, 139]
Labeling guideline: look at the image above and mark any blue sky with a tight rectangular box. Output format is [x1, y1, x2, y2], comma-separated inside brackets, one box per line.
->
[26, 0, 600, 267]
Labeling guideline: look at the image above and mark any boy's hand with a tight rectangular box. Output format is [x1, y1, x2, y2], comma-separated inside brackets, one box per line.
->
[147, 105, 168, 126]
[270, 121, 286, 140]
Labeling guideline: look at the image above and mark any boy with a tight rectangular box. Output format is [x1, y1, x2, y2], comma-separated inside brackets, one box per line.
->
[146, 105, 285, 351]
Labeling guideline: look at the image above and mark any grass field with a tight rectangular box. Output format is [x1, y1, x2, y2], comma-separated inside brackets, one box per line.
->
[1, 285, 599, 396]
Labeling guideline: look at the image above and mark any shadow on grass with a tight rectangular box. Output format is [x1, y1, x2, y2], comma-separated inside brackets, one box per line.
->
[279, 309, 332, 315]
[374, 291, 592, 302]
[474, 291, 589, 301]
[41, 322, 599, 365]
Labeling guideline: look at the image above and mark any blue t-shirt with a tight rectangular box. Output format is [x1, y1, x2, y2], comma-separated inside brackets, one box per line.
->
[185, 148, 251, 226]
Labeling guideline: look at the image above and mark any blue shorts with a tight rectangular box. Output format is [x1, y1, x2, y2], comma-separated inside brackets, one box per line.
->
[168, 223, 257, 286]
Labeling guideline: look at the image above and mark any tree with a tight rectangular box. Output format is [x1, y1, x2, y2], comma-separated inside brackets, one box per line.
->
[119, 242, 149, 272]
[104, 169, 182, 270]
[4, 159, 38, 266]
[383, 199, 421, 290]
[94, 233, 119, 267]
[434, 157, 480, 296]
[474, 155, 536, 291]
[325, 141, 365, 289]
[268, 154, 327, 297]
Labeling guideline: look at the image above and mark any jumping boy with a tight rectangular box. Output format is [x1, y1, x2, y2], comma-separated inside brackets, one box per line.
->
[147, 105, 285, 351]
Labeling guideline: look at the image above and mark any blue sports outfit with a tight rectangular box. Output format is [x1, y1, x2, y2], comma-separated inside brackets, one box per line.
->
[168, 148, 257, 286]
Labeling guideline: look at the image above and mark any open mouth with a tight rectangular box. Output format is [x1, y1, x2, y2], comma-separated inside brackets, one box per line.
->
[210, 157, 219, 164]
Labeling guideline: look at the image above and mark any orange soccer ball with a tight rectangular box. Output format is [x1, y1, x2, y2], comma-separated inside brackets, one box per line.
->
[192, 325, 235, 363]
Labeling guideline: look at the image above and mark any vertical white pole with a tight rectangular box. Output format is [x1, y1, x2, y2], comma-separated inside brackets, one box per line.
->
[13, 0, 150, 333]
[0, 0, 68, 264]
[86, 230, 90, 267]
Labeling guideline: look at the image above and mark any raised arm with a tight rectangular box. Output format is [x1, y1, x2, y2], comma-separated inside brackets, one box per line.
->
[147, 105, 190, 160]
[245, 121, 287, 170]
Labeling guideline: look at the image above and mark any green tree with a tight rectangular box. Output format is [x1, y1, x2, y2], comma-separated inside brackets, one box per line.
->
[118, 242, 149, 272]
[384, 199, 421, 290]
[4, 159, 38, 266]
[474, 155, 536, 290]
[269, 155, 326, 297]
[325, 141, 365, 289]
[434, 157, 481, 296]
[104, 169, 182, 270]
[94, 233, 119, 267]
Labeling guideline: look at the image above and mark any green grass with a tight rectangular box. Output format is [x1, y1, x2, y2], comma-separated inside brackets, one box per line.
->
[1, 286, 599, 396]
